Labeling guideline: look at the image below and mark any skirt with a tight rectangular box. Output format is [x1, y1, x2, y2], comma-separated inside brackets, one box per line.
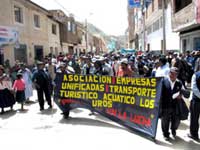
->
[0, 89, 16, 108]
[16, 90, 26, 103]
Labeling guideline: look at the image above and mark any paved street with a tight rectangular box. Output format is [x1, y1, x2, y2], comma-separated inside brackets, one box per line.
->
[0, 90, 200, 150]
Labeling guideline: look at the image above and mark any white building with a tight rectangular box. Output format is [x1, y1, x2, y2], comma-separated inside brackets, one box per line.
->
[145, 1, 179, 52]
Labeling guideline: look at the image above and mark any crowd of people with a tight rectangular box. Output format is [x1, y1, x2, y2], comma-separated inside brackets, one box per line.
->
[0, 50, 200, 141]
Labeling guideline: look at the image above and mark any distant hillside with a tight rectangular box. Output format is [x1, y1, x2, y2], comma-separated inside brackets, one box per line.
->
[87, 23, 126, 51]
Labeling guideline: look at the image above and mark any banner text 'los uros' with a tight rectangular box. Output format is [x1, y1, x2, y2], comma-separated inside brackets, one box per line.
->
[54, 74, 162, 138]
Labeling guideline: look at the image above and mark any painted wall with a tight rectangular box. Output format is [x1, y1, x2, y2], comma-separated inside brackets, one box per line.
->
[146, 3, 180, 51]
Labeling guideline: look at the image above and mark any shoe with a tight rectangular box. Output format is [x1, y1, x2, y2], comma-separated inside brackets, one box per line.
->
[1, 108, 4, 114]
[188, 133, 199, 141]
[89, 112, 95, 116]
[172, 130, 176, 137]
[62, 112, 69, 119]
[164, 136, 170, 141]
[40, 108, 44, 111]
[48, 105, 52, 109]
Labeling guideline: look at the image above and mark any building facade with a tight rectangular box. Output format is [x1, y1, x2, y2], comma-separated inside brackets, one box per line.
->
[171, 0, 200, 52]
[127, 6, 135, 49]
[47, 17, 61, 57]
[50, 10, 80, 55]
[128, 0, 180, 53]
[145, 0, 179, 52]
[0, 0, 61, 65]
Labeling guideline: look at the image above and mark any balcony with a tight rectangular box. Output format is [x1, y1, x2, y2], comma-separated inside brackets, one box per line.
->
[171, 3, 198, 32]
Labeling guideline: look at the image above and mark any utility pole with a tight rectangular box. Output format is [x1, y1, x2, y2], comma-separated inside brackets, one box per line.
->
[162, 0, 166, 54]
[141, 0, 146, 52]
[85, 19, 88, 52]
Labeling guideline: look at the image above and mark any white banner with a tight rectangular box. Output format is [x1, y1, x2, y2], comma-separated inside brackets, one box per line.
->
[0, 26, 19, 46]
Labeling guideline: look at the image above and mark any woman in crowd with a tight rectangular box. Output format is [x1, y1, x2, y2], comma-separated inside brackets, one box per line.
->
[0, 65, 15, 114]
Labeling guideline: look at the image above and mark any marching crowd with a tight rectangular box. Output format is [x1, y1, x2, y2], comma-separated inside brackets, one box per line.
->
[0, 50, 200, 141]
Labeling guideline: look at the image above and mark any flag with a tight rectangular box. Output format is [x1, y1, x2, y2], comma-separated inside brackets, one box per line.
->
[128, 0, 141, 8]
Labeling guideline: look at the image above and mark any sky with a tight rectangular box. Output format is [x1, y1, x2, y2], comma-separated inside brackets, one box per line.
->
[31, 0, 128, 36]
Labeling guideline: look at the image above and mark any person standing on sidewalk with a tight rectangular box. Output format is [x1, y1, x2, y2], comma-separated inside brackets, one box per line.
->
[188, 71, 200, 141]
[32, 61, 52, 111]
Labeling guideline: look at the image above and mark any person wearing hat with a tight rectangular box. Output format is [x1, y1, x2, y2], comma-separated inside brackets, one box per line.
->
[54, 62, 72, 119]
[112, 55, 120, 76]
[101, 57, 114, 76]
[155, 57, 170, 77]
[160, 67, 186, 140]
[0, 65, 15, 114]
[116, 58, 133, 77]
[151, 59, 160, 77]
[13, 72, 26, 110]
[32, 61, 52, 111]
[18, 63, 33, 102]
[82, 57, 95, 75]
[10, 60, 20, 82]
[93, 59, 103, 76]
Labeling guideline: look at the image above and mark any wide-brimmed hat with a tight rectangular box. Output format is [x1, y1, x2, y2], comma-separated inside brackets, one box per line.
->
[91, 58, 97, 63]
[17, 72, 23, 77]
[59, 62, 66, 67]
[170, 67, 179, 74]
[120, 58, 128, 64]
[36, 61, 44, 65]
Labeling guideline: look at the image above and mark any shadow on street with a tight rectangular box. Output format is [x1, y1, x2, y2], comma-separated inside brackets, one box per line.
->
[179, 122, 189, 130]
[37, 108, 57, 115]
[0, 110, 17, 119]
[59, 116, 126, 131]
[155, 136, 200, 150]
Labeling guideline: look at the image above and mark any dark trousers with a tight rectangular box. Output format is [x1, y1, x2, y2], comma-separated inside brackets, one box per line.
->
[190, 100, 200, 137]
[161, 109, 180, 137]
[37, 87, 52, 109]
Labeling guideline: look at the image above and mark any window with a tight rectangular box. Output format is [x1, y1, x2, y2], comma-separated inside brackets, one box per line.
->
[72, 23, 76, 34]
[34, 14, 40, 28]
[182, 39, 187, 51]
[160, 16, 163, 29]
[14, 6, 23, 23]
[152, 0, 154, 12]
[158, 0, 162, 9]
[14, 44, 27, 63]
[52, 24, 57, 35]
[147, 25, 152, 35]
[153, 19, 159, 32]
[68, 21, 71, 31]
[50, 47, 53, 54]
[146, 10, 148, 19]
[175, 0, 192, 13]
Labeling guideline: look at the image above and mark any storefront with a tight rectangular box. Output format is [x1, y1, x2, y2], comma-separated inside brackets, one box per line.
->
[180, 26, 200, 52]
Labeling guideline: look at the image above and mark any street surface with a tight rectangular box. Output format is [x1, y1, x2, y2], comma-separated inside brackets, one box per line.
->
[0, 91, 200, 150]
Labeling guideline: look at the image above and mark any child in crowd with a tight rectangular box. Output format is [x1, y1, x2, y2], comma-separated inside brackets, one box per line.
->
[13, 72, 26, 110]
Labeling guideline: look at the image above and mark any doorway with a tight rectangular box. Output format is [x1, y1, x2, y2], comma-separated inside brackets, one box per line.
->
[34, 45, 43, 61]
[14, 44, 27, 63]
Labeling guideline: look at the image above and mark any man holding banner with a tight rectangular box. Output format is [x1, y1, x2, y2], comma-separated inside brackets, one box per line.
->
[160, 67, 186, 140]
